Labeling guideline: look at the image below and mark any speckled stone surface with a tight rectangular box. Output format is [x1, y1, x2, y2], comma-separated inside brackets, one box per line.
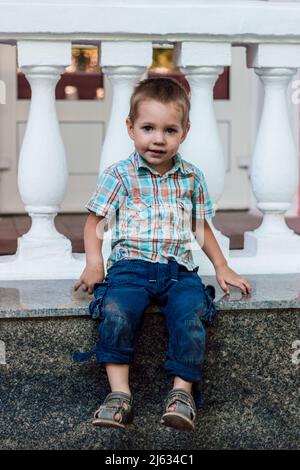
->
[0, 308, 299, 449]
[1, 274, 300, 318]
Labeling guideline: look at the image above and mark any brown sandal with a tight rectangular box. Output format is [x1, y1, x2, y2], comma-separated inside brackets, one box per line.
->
[92, 391, 134, 429]
[161, 388, 196, 431]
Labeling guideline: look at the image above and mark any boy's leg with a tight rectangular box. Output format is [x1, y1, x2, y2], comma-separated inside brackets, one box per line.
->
[160, 272, 214, 418]
[91, 263, 152, 426]
[162, 288, 207, 386]
[161, 270, 215, 383]
[173, 376, 192, 393]
[95, 282, 148, 425]
[106, 364, 130, 395]
[159, 274, 210, 430]
[106, 363, 131, 422]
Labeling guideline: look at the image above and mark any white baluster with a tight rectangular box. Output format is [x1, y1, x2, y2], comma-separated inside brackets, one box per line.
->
[231, 44, 300, 274]
[17, 64, 70, 257]
[175, 42, 231, 274]
[250, 67, 297, 236]
[99, 42, 152, 267]
[0, 41, 85, 280]
[100, 42, 153, 171]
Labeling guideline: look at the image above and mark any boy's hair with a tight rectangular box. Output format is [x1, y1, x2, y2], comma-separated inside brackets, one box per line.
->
[128, 77, 190, 129]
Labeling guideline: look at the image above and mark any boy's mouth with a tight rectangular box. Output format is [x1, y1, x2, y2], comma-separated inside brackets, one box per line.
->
[148, 149, 166, 156]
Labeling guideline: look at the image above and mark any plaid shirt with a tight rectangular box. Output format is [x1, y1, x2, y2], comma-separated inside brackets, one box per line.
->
[86, 152, 215, 271]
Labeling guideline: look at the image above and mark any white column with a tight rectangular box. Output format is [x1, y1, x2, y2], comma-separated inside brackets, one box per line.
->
[230, 44, 300, 274]
[99, 42, 153, 267]
[0, 41, 85, 280]
[250, 67, 297, 236]
[100, 42, 153, 171]
[175, 42, 231, 274]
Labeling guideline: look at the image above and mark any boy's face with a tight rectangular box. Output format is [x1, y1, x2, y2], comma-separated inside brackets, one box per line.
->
[126, 99, 190, 175]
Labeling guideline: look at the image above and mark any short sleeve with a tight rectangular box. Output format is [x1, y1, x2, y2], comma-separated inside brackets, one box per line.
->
[86, 169, 127, 218]
[192, 167, 215, 219]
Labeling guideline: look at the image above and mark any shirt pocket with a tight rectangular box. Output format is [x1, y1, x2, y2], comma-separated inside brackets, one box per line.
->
[150, 198, 192, 242]
[120, 195, 153, 239]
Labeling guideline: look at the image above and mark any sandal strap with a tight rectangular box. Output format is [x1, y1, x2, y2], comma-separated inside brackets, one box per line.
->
[103, 391, 132, 407]
[166, 388, 196, 420]
[94, 392, 133, 424]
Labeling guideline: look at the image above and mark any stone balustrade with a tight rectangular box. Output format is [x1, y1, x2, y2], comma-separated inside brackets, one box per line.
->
[0, 0, 300, 279]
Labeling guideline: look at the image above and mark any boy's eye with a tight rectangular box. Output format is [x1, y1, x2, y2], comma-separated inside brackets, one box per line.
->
[142, 126, 153, 131]
[166, 128, 177, 134]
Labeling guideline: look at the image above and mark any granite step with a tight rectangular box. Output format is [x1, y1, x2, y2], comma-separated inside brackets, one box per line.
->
[0, 276, 299, 450]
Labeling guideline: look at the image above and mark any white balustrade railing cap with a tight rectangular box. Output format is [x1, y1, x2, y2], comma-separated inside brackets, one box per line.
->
[0, 1, 300, 42]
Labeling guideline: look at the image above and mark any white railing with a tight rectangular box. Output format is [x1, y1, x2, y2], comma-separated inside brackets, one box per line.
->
[0, 0, 300, 279]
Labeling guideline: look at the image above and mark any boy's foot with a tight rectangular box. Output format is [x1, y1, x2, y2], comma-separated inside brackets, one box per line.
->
[92, 391, 134, 428]
[161, 388, 196, 431]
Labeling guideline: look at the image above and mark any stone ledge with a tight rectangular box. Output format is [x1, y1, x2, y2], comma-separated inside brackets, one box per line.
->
[0, 274, 300, 319]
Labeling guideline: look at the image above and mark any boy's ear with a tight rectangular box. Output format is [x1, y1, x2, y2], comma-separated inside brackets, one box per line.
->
[180, 123, 190, 143]
[126, 117, 134, 140]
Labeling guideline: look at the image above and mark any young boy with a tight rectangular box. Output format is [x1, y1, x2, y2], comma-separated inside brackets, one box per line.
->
[74, 78, 251, 431]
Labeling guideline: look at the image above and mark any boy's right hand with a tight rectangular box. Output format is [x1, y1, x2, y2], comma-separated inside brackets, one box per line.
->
[73, 264, 105, 294]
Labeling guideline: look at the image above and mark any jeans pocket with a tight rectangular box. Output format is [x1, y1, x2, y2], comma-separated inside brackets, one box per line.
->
[201, 285, 217, 326]
[89, 281, 109, 320]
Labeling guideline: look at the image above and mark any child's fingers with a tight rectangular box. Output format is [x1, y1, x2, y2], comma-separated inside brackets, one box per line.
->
[245, 281, 252, 294]
[242, 284, 251, 295]
[240, 283, 248, 295]
[74, 280, 90, 293]
[217, 274, 251, 296]
[73, 279, 82, 291]
[219, 279, 230, 295]
[240, 278, 252, 295]
[231, 280, 248, 295]
[219, 277, 251, 296]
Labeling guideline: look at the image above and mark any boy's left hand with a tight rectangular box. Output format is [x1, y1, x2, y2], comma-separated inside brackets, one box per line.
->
[215, 264, 252, 295]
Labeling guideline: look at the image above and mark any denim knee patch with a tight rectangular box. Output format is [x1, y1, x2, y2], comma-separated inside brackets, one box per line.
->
[99, 311, 136, 350]
[169, 316, 206, 366]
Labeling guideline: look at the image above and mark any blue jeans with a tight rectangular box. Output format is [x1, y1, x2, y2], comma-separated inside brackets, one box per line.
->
[73, 259, 216, 406]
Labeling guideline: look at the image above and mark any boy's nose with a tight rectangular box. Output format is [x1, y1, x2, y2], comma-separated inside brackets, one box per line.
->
[153, 132, 165, 144]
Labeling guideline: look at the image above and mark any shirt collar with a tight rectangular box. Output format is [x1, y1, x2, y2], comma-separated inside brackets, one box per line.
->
[132, 151, 191, 176]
